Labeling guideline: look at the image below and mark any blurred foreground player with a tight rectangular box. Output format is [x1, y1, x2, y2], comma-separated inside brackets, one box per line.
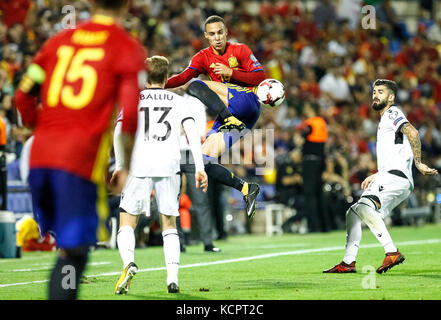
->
[14, 0, 146, 299]
[324, 79, 437, 274]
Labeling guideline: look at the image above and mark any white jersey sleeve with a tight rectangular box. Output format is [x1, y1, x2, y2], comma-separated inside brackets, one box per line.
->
[180, 94, 207, 152]
[113, 119, 125, 171]
[385, 106, 408, 132]
[19, 135, 34, 183]
[181, 116, 204, 173]
[376, 105, 414, 185]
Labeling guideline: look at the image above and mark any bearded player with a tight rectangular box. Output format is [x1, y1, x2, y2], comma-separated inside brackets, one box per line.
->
[165, 15, 266, 219]
[324, 79, 437, 274]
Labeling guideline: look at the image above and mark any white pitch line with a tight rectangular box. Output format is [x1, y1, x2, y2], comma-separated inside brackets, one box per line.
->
[0, 239, 439, 289]
[12, 261, 111, 272]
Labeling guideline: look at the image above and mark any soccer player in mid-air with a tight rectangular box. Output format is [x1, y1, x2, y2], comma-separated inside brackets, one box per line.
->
[113, 56, 208, 295]
[165, 15, 266, 218]
[14, 0, 146, 299]
[324, 79, 438, 274]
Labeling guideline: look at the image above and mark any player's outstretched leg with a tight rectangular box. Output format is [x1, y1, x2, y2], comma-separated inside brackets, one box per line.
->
[355, 197, 405, 273]
[187, 80, 245, 132]
[161, 214, 181, 293]
[323, 203, 361, 273]
[115, 215, 138, 294]
[203, 154, 260, 218]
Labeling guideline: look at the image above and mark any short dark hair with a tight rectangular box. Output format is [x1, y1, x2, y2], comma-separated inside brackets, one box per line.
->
[95, 0, 126, 9]
[373, 79, 398, 97]
[204, 15, 225, 29]
[146, 56, 169, 84]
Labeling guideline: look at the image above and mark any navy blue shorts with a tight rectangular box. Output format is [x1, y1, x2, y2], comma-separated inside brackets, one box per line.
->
[206, 84, 261, 149]
[28, 168, 109, 249]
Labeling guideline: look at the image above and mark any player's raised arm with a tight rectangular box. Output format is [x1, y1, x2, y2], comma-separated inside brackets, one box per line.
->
[401, 122, 438, 175]
[165, 68, 199, 89]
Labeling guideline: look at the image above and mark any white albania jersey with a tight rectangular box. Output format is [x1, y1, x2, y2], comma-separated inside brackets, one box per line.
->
[376, 105, 414, 186]
[130, 89, 195, 177]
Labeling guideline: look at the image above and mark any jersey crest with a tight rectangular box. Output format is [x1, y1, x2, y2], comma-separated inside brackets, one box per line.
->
[228, 55, 239, 68]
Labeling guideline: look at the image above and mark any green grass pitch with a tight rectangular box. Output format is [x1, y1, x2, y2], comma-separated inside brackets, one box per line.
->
[1, 224, 441, 300]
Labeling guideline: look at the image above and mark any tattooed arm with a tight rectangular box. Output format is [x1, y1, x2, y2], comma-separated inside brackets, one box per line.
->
[401, 123, 438, 175]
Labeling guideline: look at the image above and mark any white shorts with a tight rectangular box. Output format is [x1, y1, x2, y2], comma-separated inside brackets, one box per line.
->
[361, 171, 412, 219]
[119, 175, 181, 217]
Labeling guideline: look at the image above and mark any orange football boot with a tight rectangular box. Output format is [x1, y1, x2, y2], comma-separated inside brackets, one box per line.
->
[323, 261, 356, 273]
[376, 251, 405, 274]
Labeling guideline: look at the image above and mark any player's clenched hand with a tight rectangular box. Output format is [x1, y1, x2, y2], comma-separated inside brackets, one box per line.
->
[109, 169, 129, 195]
[416, 163, 438, 176]
[213, 63, 233, 78]
[361, 174, 376, 190]
[195, 171, 208, 193]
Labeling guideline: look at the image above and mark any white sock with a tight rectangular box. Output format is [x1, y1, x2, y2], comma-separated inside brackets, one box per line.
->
[117, 225, 135, 269]
[357, 201, 397, 254]
[343, 207, 362, 264]
[162, 228, 180, 285]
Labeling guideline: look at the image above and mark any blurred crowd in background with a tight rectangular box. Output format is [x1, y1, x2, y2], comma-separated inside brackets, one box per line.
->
[1, 0, 441, 238]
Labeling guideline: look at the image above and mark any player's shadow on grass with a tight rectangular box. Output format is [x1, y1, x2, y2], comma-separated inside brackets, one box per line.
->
[395, 270, 441, 279]
[234, 280, 312, 289]
[129, 292, 209, 300]
[374, 269, 441, 280]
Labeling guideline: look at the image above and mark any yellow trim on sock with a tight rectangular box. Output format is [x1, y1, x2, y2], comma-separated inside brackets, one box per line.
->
[241, 182, 249, 196]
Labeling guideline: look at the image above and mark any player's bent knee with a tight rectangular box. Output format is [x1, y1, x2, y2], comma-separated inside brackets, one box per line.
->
[350, 197, 383, 225]
[360, 195, 381, 209]
[119, 211, 138, 229]
[346, 203, 358, 217]
[202, 132, 225, 157]
[160, 214, 177, 231]
[187, 79, 208, 97]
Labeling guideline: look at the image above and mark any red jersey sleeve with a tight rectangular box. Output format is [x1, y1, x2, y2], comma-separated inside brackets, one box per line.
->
[14, 37, 54, 127]
[165, 50, 205, 88]
[165, 68, 199, 88]
[113, 37, 146, 135]
[230, 44, 265, 86]
[188, 50, 207, 74]
[14, 90, 38, 127]
[237, 44, 263, 73]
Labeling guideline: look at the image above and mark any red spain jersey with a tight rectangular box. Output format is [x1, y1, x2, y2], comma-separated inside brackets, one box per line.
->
[27, 15, 146, 182]
[189, 42, 263, 88]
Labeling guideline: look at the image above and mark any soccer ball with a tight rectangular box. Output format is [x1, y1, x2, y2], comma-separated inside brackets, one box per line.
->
[256, 79, 286, 108]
